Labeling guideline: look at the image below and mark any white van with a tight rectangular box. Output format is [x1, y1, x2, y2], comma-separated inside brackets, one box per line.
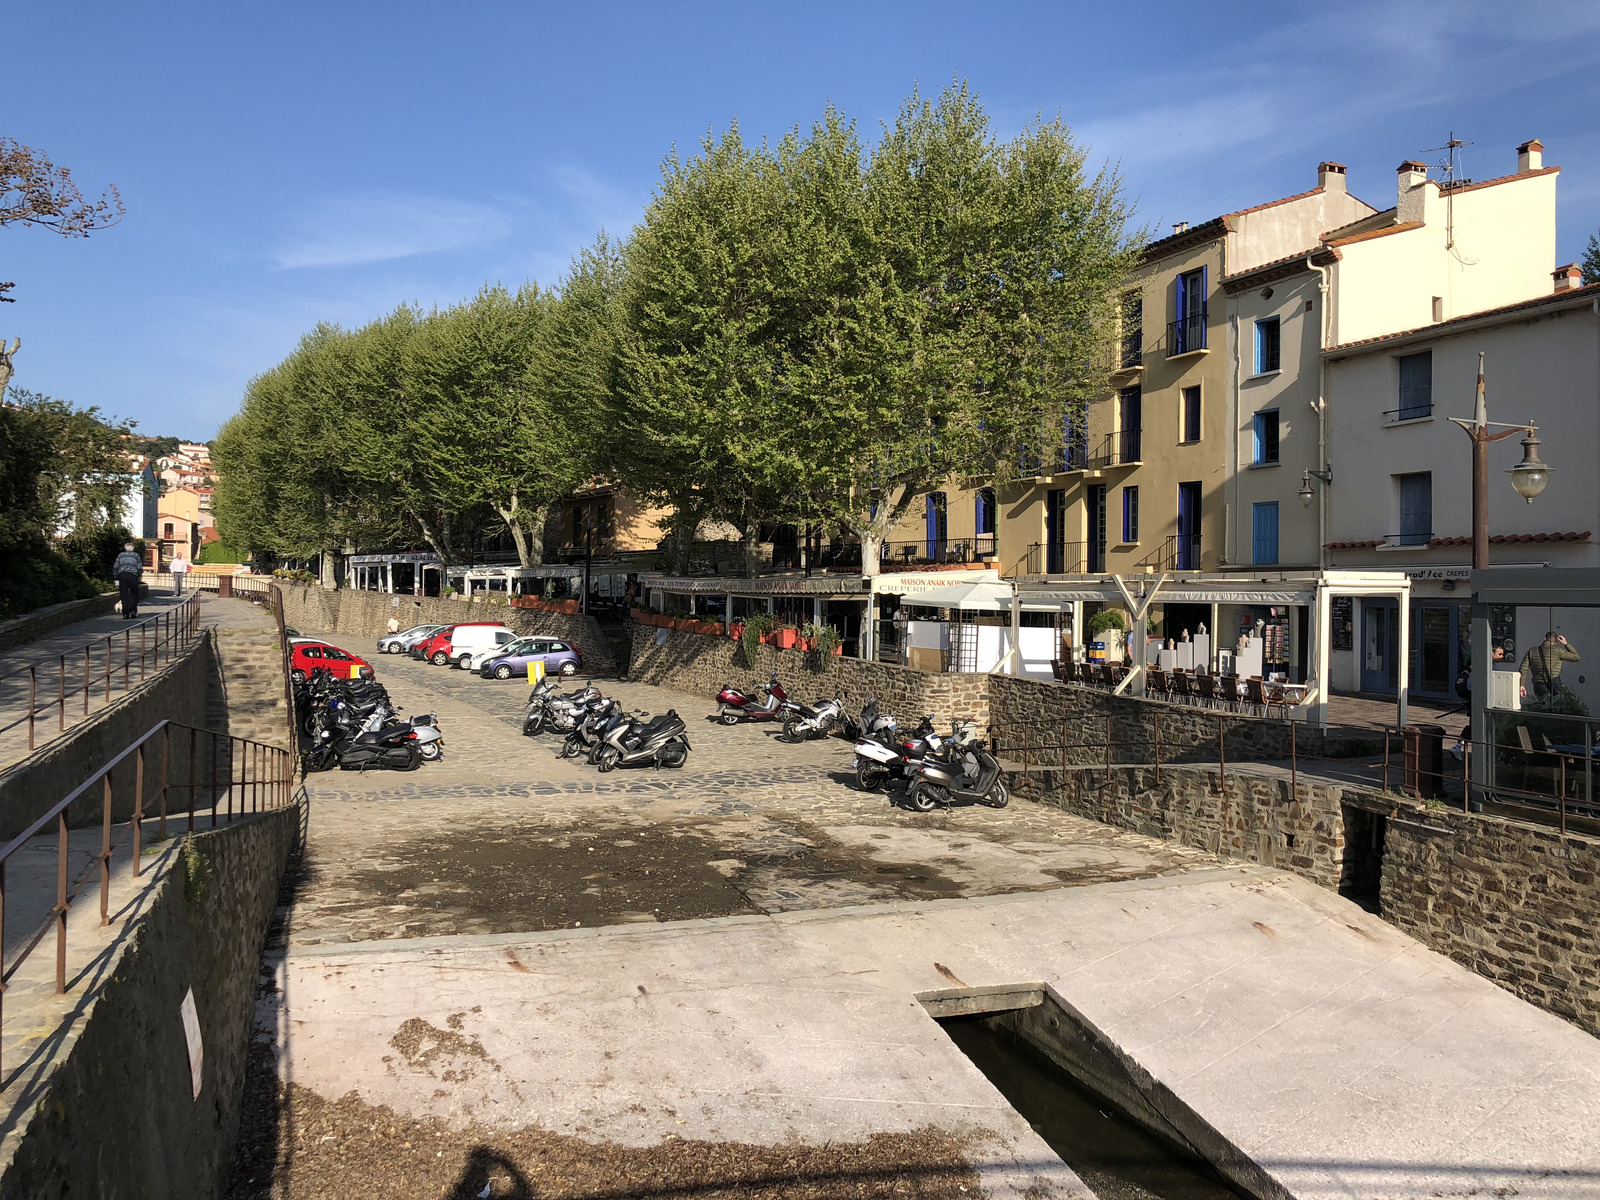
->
[446, 623, 515, 669]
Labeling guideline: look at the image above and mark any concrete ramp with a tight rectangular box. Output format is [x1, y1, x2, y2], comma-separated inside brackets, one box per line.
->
[261, 866, 1600, 1200]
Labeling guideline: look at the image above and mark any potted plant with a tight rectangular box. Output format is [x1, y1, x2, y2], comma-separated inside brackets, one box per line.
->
[772, 625, 799, 650]
[801, 621, 842, 670]
[740, 612, 776, 664]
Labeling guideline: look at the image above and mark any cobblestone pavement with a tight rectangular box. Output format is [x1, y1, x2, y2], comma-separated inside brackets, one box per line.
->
[291, 647, 1219, 946]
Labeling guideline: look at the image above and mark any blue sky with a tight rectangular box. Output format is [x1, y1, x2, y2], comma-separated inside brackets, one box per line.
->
[4, 1, 1599, 440]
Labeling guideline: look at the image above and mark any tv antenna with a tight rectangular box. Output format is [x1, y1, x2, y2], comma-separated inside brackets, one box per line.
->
[1420, 131, 1476, 258]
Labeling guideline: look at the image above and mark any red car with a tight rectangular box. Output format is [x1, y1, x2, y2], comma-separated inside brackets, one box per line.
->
[414, 622, 510, 667]
[290, 639, 375, 683]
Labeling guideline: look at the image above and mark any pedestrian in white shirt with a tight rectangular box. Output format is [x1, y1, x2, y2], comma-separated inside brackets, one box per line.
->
[170, 552, 191, 596]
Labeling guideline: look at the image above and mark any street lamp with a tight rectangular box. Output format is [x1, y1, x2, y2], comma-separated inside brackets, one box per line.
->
[1448, 352, 1552, 569]
[1298, 466, 1333, 508]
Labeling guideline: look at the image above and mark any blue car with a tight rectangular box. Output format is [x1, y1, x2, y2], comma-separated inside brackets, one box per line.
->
[478, 636, 584, 680]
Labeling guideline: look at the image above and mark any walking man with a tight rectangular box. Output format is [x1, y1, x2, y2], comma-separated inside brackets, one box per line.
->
[169, 551, 191, 596]
[113, 542, 142, 620]
[1520, 631, 1580, 699]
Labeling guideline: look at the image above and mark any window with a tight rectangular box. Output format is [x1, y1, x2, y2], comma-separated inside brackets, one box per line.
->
[1397, 472, 1432, 545]
[974, 488, 996, 554]
[1254, 317, 1281, 374]
[1253, 410, 1280, 465]
[1181, 386, 1201, 443]
[323, 647, 351, 660]
[1251, 502, 1280, 566]
[1120, 291, 1142, 368]
[1117, 387, 1142, 462]
[163, 522, 174, 538]
[1396, 351, 1432, 420]
[1121, 486, 1139, 543]
[1087, 485, 1107, 572]
[300, 646, 322, 660]
[1170, 268, 1207, 355]
[1045, 488, 1068, 574]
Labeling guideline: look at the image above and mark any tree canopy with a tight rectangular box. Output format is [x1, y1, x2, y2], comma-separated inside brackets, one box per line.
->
[215, 82, 1141, 575]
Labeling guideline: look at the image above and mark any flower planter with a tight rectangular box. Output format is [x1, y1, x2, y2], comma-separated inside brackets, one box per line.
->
[831, 644, 844, 656]
[728, 622, 744, 639]
[772, 627, 799, 650]
[797, 636, 815, 652]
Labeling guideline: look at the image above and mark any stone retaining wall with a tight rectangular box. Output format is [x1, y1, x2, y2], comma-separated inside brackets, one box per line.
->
[1011, 762, 1347, 891]
[1011, 757, 1600, 1036]
[0, 805, 301, 1200]
[0, 633, 212, 840]
[276, 583, 615, 672]
[1382, 809, 1599, 1036]
[0, 590, 123, 655]
[626, 623, 990, 727]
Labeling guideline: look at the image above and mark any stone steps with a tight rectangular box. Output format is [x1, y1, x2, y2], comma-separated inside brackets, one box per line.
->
[205, 621, 291, 751]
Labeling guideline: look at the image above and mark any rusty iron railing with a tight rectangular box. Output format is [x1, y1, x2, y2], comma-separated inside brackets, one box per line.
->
[0, 719, 295, 1083]
[0, 595, 200, 754]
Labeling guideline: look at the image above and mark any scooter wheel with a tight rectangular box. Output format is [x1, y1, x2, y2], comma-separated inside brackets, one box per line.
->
[523, 712, 545, 737]
[907, 781, 943, 813]
[419, 743, 442, 762]
[659, 742, 688, 768]
[985, 781, 1009, 809]
[718, 708, 741, 727]
[597, 746, 620, 773]
[856, 763, 890, 792]
[781, 716, 803, 743]
[559, 738, 579, 759]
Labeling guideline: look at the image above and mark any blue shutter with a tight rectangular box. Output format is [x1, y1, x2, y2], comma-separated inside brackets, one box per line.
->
[1252, 502, 1279, 566]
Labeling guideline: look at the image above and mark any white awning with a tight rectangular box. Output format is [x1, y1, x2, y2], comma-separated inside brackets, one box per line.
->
[903, 581, 1012, 611]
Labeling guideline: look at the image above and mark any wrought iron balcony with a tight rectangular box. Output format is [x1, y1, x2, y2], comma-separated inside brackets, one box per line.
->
[1167, 310, 1208, 357]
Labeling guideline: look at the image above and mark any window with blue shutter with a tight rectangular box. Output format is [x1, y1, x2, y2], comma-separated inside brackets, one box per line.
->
[1171, 268, 1207, 355]
[1253, 410, 1280, 465]
[1251, 502, 1279, 566]
[1396, 352, 1432, 420]
[1254, 317, 1281, 374]
[1397, 473, 1432, 545]
[1122, 486, 1139, 543]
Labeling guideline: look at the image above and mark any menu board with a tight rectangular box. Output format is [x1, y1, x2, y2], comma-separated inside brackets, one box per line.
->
[1331, 597, 1353, 652]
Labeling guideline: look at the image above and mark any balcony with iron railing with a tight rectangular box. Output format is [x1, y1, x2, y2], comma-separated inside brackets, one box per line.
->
[1385, 530, 1433, 547]
[1167, 309, 1208, 357]
[1135, 534, 1203, 572]
[1006, 540, 1097, 579]
[1091, 427, 1142, 467]
[877, 537, 995, 569]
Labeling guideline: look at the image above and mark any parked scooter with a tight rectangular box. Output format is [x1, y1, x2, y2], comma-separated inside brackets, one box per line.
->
[305, 720, 423, 772]
[905, 721, 1008, 812]
[595, 709, 691, 771]
[715, 674, 787, 725]
[852, 707, 936, 792]
[781, 691, 856, 742]
[561, 696, 619, 759]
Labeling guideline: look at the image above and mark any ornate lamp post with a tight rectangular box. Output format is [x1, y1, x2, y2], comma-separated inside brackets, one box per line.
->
[1449, 352, 1551, 569]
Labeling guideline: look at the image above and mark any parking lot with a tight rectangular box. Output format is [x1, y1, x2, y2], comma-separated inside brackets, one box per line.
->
[288, 640, 1220, 947]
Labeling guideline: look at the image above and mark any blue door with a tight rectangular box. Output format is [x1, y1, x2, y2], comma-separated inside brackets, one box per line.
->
[1045, 489, 1066, 574]
[1177, 482, 1201, 569]
[1361, 601, 1399, 693]
[925, 492, 947, 561]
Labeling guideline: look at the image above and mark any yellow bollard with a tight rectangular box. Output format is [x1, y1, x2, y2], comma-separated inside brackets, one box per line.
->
[528, 660, 546, 684]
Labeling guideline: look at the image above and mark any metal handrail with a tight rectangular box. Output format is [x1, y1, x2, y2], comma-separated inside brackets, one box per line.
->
[0, 718, 296, 1083]
[0, 595, 200, 754]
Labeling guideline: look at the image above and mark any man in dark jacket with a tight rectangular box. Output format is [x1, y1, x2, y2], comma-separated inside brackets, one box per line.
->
[112, 542, 143, 620]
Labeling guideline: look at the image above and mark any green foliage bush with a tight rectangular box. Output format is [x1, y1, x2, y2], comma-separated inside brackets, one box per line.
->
[0, 549, 101, 621]
[1085, 609, 1127, 638]
[60, 526, 134, 583]
[1523, 689, 1591, 717]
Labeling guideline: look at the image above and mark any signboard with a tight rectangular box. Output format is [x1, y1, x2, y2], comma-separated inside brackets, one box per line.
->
[1331, 596, 1353, 652]
[872, 570, 999, 599]
[1404, 566, 1471, 581]
[527, 660, 546, 684]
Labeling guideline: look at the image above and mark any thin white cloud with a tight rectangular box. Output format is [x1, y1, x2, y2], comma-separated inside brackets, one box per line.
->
[274, 193, 513, 269]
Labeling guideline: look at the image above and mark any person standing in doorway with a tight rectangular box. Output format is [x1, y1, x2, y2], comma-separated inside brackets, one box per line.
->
[170, 551, 191, 596]
[113, 542, 142, 620]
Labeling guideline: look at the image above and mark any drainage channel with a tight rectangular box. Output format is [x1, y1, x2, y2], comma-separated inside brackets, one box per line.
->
[922, 985, 1273, 1200]
[941, 1015, 1246, 1200]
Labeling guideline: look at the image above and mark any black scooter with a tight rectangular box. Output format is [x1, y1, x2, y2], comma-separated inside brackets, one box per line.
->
[305, 721, 423, 772]
[595, 709, 691, 771]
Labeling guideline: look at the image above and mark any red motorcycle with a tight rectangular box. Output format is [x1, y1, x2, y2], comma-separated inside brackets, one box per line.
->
[716, 673, 788, 725]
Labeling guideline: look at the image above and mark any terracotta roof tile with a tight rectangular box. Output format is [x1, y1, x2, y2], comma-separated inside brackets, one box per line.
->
[1428, 531, 1590, 548]
[1324, 220, 1424, 248]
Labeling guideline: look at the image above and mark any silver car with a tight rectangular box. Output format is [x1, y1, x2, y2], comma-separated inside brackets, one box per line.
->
[378, 623, 445, 655]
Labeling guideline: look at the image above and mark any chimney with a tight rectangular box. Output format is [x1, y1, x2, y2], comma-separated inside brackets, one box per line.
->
[1553, 263, 1583, 292]
[1318, 161, 1347, 192]
[1518, 138, 1543, 173]
[1172, 221, 1188, 235]
[1396, 160, 1429, 222]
